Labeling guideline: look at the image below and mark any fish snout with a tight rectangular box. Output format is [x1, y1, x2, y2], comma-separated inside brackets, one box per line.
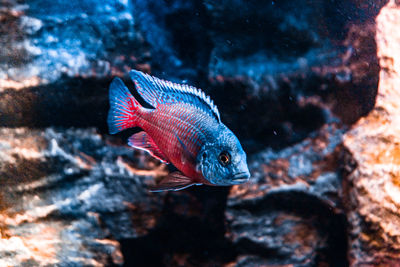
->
[230, 170, 250, 184]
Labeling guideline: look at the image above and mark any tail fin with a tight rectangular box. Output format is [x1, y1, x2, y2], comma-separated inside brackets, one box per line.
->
[107, 77, 142, 134]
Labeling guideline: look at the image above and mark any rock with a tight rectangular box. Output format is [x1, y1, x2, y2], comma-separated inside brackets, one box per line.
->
[0, 128, 165, 266]
[0, 0, 147, 88]
[343, 1, 400, 265]
[131, 0, 212, 81]
[225, 123, 349, 266]
[203, 0, 383, 152]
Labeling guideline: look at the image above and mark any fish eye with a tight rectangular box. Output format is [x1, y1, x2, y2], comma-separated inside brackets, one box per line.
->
[218, 152, 231, 166]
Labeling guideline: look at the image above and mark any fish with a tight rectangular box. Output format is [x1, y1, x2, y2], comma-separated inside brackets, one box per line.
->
[107, 69, 250, 192]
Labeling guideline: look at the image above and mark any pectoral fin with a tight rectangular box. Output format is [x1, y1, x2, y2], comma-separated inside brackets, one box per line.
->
[128, 132, 169, 163]
[149, 171, 201, 192]
[175, 134, 196, 165]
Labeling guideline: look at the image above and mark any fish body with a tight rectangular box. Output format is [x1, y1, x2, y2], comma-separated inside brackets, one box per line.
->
[108, 70, 250, 191]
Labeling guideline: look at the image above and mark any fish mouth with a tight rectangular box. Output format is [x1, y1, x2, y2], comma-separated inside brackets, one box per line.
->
[230, 172, 250, 184]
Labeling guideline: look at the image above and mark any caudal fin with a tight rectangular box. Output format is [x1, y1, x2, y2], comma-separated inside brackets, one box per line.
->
[107, 77, 142, 134]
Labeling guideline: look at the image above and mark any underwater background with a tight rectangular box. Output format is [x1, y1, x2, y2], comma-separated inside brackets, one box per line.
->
[1, 0, 400, 266]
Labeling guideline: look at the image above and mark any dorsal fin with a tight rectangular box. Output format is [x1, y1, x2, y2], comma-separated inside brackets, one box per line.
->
[130, 70, 221, 122]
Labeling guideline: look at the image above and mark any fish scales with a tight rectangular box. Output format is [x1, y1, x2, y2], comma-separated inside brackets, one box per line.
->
[141, 105, 203, 175]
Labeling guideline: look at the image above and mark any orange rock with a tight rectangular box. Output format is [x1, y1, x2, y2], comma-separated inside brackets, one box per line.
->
[343, 1, 400, 265]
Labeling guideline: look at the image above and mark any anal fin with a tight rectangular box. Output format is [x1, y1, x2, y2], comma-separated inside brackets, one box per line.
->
[149, 171, 201, 192]
[128, 132, 169, 163]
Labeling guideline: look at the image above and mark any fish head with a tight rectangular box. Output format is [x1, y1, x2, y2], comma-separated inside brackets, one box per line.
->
[197, 125, 250, 186]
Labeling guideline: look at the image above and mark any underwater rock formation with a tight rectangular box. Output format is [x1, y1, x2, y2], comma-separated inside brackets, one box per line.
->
[343, 1, 400, 265]
[0, 0, 147, 85]
[226, 123, 348, 266]
[0, 128, 166, 266]
[0, 0, 398, 266]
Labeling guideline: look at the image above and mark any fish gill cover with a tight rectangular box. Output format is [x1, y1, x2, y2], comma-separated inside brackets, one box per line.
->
[0, 0, 398, 266]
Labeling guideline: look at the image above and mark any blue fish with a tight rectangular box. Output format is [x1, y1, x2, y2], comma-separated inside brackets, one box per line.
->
[108, 70, 250, 191]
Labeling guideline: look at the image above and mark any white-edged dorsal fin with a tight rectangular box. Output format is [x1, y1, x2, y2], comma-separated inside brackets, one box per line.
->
[129, 70, 221, 122]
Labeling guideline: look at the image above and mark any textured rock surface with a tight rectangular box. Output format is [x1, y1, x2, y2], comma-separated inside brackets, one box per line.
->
[0, 128, 165, 265]
[0, 0, 148, 86]
[0, 0, 397, 266]
[203, 0, 383, 151]
[343, 1, 400, 265]
[226, 123, 349, 266]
